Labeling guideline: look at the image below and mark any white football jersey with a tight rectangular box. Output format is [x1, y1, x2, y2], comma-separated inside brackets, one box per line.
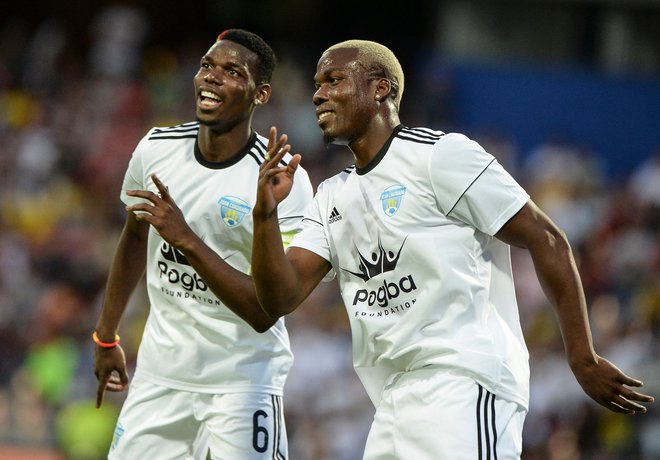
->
[290, 126, 531, 408]
[121, 122, 313, 394]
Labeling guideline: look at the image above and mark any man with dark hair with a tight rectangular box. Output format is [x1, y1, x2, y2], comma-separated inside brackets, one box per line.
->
[251, 39, 654, 458]
[93, 29, 312, 459]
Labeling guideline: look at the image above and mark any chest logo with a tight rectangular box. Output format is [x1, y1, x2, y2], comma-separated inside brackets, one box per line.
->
[328, 206, 342, 224]
[218, 196, 251, 227]
[343, 235, 407, 282]
[380, 184, 406, 216]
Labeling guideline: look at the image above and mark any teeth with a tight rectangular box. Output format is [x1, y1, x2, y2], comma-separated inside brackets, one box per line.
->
[318, 111, 332, 121]
[201, 90, 220, 101]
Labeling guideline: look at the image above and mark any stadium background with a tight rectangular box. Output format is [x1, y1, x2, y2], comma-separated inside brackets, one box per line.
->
[0, 0, 658, 458]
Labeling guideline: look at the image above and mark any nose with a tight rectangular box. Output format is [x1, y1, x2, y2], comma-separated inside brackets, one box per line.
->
[204, 69, 221, 84]
[312, 87, 326, 106]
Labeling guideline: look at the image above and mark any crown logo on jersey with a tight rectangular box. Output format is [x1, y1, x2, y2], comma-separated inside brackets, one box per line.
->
[161, 242, 191, 266]
[218, 196, 251, 228]
[343, 235, 407, 282]
[380, 184, 406, 217]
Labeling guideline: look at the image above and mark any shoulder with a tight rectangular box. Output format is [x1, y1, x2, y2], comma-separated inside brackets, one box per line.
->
[394, 126, 446, 146]
[129, 122, 198, 163]
[431, 132, 494, 170]
[388, 126, 447, 167]
[145, 121, 200, 141]
[317, 165, 355, 195]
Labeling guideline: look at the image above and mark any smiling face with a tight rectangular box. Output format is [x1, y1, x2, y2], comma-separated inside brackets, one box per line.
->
[313, 47, 380, 146]
[193, 40, 261, 131]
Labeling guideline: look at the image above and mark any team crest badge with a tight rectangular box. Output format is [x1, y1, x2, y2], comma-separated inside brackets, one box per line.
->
[380, 185, 406, 216]
[218, 196, 251, 227]
[111, 422, 124, 450]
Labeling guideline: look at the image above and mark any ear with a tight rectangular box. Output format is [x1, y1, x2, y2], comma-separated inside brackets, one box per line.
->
[374, 78, 392, 101]
[254, 84, 272, 106]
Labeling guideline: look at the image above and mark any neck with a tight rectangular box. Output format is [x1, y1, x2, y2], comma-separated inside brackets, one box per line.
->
[197, 121, 253, 163]
[349, 117, 400, 168]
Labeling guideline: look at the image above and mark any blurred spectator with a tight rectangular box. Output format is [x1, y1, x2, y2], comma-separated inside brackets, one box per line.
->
[630, 149, 660, 207]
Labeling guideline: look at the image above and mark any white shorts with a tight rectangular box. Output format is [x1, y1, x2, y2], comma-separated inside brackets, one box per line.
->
[363, 369, 526, 460]
[108, 374, 288, 460]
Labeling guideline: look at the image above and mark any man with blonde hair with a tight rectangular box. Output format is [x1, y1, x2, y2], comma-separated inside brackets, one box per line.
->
[325, 39, 405, 109]
[251, 39, 654, 458]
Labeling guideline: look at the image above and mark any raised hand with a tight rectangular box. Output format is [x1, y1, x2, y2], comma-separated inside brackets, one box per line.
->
[125, 174, 195, 250]
[254, 126, 301, 220]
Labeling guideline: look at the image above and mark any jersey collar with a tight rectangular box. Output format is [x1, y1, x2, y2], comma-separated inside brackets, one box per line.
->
[355, 125, 404, 175]
[194, 131, 257, 170]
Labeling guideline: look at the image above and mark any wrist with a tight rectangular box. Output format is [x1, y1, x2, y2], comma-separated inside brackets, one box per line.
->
[252, 204, 279, 223]
[567, 350, 598, 370]
[92, 331, 121, 348]
[176, 233, 204, 255]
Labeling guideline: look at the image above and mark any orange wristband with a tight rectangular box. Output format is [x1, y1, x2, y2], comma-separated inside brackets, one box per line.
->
[92, 331, 120, 348]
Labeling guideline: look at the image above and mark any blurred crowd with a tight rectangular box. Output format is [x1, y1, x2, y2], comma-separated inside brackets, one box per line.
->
[0, 5, 658, 460]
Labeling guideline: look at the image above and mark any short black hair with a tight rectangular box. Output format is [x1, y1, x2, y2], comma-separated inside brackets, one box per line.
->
[217, 29, 276, 85]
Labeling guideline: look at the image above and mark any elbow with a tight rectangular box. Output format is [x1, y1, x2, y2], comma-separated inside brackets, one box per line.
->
[250, 303, 285, 334]
[256, 290, 297, 321]
[259, 302, 289, 322]
[251, 318, 278, 334]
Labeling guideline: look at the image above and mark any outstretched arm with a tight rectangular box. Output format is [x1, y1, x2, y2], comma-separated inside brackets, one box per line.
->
[252, 127, 331, 317]
[94, 211, 148, 407]
[125, 174, 277, 333]
[496, 199, 654, 414]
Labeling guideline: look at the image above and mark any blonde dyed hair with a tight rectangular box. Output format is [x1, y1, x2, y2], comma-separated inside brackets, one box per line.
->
[326, 39, 404, 109]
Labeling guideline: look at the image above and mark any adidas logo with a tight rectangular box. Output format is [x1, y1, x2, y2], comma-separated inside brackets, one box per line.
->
[328, 207, 342, 224]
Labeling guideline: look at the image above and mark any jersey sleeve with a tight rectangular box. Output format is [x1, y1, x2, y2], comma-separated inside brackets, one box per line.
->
[429, 133, 529, 235]
[289, 179, 336, 281]
[120, 130, 152, 207]
[276, 164, 314, 247]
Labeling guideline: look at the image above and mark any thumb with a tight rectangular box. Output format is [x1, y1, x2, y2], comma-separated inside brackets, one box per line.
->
[287, 154, 302, 173]
[119, 367, 130, 386]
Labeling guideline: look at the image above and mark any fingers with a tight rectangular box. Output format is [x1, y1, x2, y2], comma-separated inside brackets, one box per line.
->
[266, 140, 290, 164]
[119, 367, 130, 386]
[288, 153, 302, 172]
[126, 189, 161, 204]
[265, 126, 290, 164]
[96, 372, 129, 408]
[125, 174, 171, 206]
[150, 174, 170, 200]
[618, 374, 644, 388]
[105, 374, 129, 392]
[603, 400, 634, 415]
[96, 372, 110, 408]
[599, 377, 655, 414]
[267, 126, 277, 155]
[125, 181, 169, 218]
[620, 386, 655, 405]
[126, 202, 159, 224]
[611, 394, 648, 414]
[616, 371, 655, 408]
